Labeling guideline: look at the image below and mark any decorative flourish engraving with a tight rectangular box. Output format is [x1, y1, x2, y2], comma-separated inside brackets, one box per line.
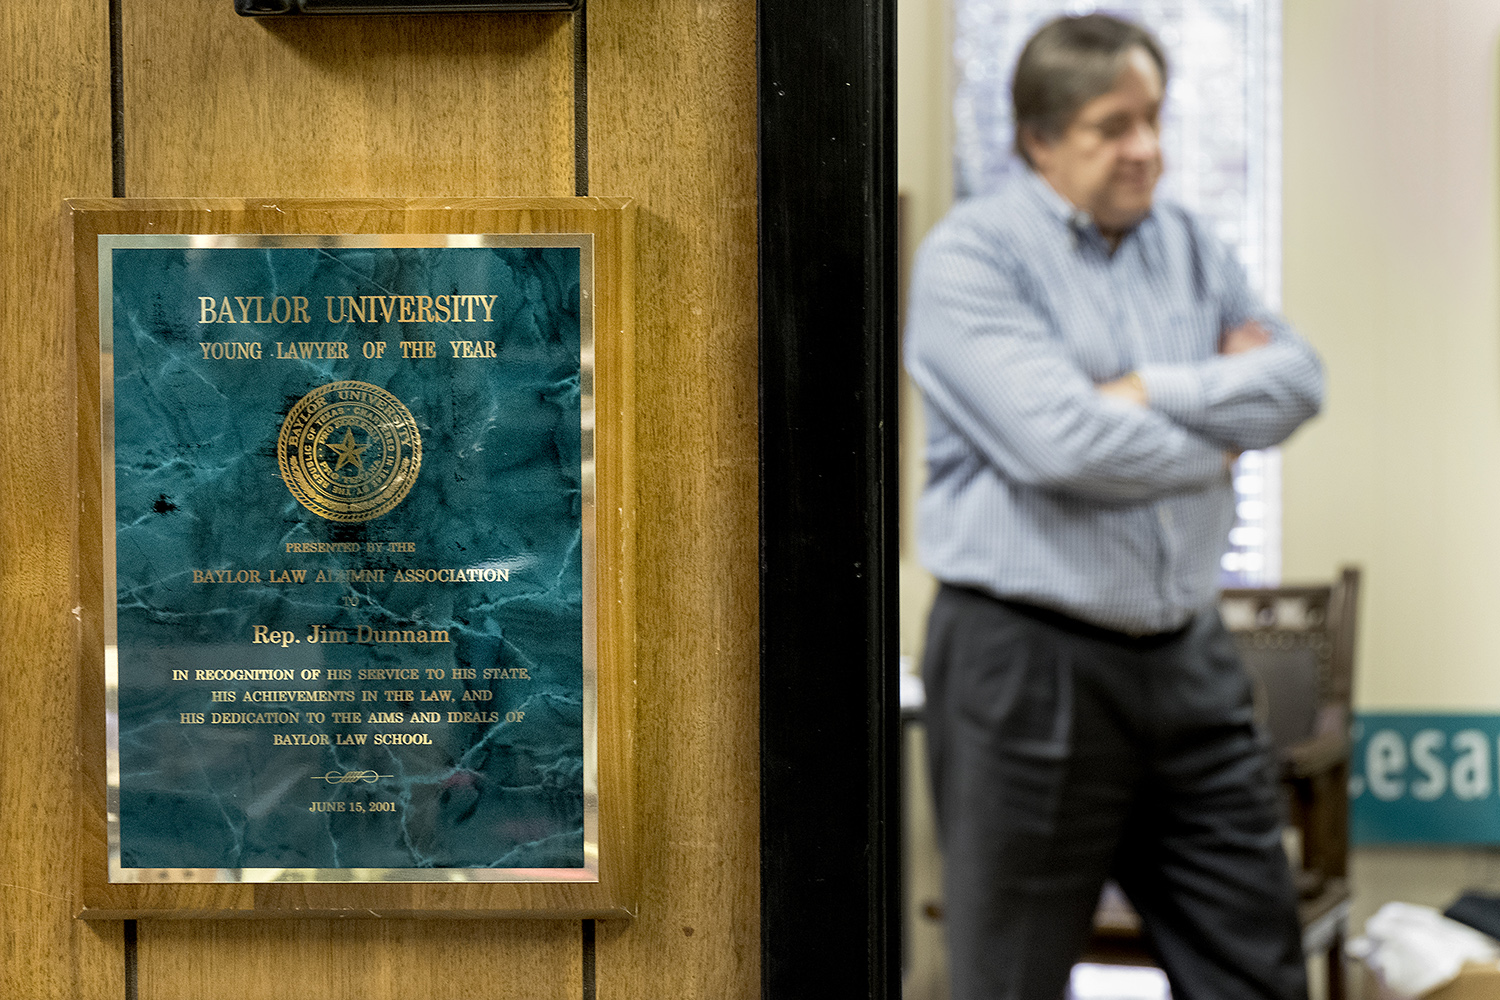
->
[311, 770, 393, 784]
[278, 380, 422, 522]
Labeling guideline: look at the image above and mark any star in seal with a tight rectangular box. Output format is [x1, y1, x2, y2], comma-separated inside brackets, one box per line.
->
[326, 428, 369, 472]
[278, 380, 422, 522]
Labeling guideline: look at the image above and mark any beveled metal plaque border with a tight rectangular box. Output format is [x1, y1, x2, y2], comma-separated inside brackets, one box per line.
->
[100, 232, 598, 885]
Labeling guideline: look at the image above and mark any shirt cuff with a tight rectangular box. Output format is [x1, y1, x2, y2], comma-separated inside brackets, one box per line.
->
[1137, 364, 1207, 425]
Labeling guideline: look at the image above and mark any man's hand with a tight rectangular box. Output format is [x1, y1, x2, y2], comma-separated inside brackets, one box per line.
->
[1220, 319, 1272, 355]
[1097, 371, 1148, 406]
[1097, 319, 1273, 409]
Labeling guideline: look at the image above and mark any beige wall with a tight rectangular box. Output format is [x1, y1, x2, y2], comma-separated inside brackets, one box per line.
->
[897, 0, 955, 248]
[897, 0, 949, 659]
[1281, 0, 1500, 713]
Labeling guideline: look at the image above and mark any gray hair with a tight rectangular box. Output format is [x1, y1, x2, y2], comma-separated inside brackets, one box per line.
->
[1011, 13, 1168, 166]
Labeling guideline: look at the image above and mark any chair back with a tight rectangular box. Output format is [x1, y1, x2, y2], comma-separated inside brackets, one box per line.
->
[1219, 566, 1360, 752]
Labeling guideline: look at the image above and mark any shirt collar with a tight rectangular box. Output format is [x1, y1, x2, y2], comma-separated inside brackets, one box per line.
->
[1021, 168, 1085, 228]
[1019, 167, 1155, 245]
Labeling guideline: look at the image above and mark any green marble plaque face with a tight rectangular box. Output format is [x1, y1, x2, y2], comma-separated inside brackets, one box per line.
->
[102, 234, 596, 883]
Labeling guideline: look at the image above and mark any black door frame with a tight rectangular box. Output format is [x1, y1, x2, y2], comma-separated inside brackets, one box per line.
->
[758, 0, 900, 996]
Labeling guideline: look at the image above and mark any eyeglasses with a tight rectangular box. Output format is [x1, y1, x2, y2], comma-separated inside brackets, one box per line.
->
[1076, 108, 1161, 143]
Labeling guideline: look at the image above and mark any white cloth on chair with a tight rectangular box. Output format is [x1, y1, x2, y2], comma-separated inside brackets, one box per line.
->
[1349, 901, 1499, 998]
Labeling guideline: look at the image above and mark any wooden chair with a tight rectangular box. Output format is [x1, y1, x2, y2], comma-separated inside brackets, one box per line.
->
[1087, 566, 1362, 999]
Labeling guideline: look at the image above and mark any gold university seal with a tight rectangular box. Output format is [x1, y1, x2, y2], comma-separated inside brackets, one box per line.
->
[278, 380, 422, 522]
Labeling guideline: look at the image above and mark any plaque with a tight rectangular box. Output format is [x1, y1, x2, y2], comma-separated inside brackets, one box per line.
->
[71, 201, 635, 907]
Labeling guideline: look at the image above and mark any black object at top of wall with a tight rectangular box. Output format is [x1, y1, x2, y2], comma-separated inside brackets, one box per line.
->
[235, 0, 580, 15]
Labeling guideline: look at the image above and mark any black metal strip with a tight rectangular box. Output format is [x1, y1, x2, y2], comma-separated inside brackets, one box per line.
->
[234, 1, 581, 13]
[123, 920, 138, 1000]
[581, 918, 596, 1000]
[757, 0, 899, 995]
[572, 0, 588, 197]
[109, 0, 125, 196]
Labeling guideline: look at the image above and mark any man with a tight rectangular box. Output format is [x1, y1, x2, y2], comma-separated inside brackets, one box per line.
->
[904, 13, 1323, 1000]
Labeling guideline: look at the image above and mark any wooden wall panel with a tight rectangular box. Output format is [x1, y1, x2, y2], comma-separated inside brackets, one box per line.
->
[6, 0, 761, 993]
[589, 1, 761, 997]
[138, 919, 580, 1000]
[0, 2, 121, 998]
[116, 0, 594, 991]
[122, 2, 576, 199]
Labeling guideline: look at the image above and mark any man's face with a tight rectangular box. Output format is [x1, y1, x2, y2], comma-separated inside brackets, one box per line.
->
[1026, 47, 1164, 236]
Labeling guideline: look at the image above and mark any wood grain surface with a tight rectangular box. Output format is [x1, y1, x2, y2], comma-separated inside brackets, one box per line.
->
[0, 3, 122, 998]
[589, 0, 762, 997]
[137, 918, 580, 1000]
[122, 4, 576, 199]
[8, 0, 759, 994]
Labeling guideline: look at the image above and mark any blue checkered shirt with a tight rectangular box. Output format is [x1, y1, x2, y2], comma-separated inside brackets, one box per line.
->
[905, 170, 1324, 633]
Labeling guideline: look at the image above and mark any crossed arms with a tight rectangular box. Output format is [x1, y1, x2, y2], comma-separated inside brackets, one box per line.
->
[904, 224, 1324, 505]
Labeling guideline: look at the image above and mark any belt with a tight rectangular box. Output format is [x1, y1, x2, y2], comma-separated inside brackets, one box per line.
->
[957, 587, 1194, 651]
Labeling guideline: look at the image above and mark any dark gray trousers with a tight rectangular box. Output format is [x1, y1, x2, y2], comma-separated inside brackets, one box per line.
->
[922, 585, 1308, 1000]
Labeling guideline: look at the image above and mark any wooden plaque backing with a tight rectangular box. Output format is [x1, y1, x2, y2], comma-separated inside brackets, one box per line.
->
[68, 197, 636, 919]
